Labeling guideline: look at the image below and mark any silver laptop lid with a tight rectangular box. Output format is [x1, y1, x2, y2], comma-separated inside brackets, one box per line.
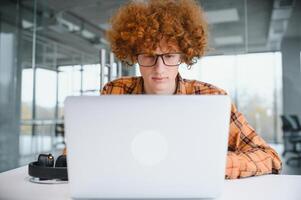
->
[64, 95, 231, 199]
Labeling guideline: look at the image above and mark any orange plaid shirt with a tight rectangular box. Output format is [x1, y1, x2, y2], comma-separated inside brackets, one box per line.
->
[100, 74, 282, 179]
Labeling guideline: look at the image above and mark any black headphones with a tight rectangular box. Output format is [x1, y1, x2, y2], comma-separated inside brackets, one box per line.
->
[28, 153, 68, 182]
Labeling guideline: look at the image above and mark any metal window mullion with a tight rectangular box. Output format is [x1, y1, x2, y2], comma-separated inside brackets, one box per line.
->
[109, 52, 114, 81]
[54, 43, 59, 120]
[80, 64, 83, 95]
[117, 61, 122, 78]
[100, 49, 106, 88]
[31, 0, 37, 137]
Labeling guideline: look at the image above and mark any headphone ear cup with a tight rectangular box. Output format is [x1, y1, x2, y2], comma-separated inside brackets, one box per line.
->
[28, 154, 68, 181]
[38, 154, 54, 167]
[55, 155, 67, 168]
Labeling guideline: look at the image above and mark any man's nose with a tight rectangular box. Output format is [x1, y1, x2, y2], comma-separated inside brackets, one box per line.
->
[153, 56, 166, 72]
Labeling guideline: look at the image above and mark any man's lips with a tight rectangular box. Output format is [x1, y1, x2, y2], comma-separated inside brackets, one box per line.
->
[151, 77, 168, 81]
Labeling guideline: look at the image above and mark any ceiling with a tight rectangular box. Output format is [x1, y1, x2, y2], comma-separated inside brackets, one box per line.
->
[1, 0, 300, 67]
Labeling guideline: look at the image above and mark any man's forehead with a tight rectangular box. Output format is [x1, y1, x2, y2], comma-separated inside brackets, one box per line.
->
[141, 41, 179, 54]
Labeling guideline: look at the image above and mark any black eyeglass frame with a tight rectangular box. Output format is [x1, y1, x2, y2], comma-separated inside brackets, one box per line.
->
[136, 52, 183, 67]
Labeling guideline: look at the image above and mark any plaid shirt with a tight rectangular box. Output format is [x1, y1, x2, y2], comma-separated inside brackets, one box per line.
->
[101, 74, 282, 179]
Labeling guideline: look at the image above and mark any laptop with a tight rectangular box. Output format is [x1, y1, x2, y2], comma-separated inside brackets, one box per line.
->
[64, 95, 231, 199]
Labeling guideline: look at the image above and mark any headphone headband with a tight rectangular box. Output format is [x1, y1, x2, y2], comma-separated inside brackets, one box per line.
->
[28, 160, 68, 180]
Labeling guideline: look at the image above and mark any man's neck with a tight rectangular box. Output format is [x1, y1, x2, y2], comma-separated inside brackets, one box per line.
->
[143, 81, 177, 95]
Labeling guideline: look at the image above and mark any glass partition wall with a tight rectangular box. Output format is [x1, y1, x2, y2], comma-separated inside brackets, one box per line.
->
[18, 0, 124, 166]
[0, 0, 123, 170]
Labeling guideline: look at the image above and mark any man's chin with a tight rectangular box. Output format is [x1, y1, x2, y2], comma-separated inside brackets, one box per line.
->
[151, 87, 169, 94]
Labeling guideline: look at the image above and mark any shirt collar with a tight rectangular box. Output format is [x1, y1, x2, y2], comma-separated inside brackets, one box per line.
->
[175, 73, 187, 94]
[134, 76, 144, 94]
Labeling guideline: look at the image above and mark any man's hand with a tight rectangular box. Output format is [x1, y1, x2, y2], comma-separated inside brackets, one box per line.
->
[225, 152, 240, 179]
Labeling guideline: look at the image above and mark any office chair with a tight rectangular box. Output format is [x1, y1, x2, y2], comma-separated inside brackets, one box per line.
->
[281, 115, 295, 154]
[54, 121, 65, 148]
[281, 115, 301, 166]
[290, 115, 301, 131]
[286, 115, 301, 166]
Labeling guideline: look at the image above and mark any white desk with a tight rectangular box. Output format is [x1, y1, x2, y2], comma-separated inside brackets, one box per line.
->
[0, 166, 300, 200]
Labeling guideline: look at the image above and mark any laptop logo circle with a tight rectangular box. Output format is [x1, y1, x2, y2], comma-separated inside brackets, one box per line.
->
[131, 130, 168, 166]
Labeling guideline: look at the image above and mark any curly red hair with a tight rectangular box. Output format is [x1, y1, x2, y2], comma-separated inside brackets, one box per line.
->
[106, 0, 208, 66]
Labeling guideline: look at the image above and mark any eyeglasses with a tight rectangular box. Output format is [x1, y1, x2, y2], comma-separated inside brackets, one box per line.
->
[137, 53, 182, 67]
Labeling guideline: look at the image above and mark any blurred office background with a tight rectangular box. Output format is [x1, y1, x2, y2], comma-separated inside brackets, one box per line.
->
[0, 0, 300, 174]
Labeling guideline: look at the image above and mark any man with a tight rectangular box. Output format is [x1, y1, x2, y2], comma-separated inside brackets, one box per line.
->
[100, 0, 282, 179]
